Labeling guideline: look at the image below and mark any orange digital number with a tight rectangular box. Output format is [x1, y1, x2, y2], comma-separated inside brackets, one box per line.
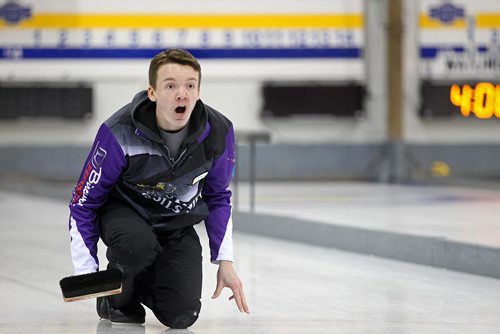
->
[450, 82, 500, 119]
[496, 85, 500, 118]
[473, 82, 495, 119]
[450, 84, 472, 117]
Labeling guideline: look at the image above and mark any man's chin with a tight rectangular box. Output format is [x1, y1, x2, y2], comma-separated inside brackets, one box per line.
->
[173, 117, 189, 128]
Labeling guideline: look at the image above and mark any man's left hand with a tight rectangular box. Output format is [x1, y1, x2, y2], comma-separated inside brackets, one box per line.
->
[212, 260, 250, 314]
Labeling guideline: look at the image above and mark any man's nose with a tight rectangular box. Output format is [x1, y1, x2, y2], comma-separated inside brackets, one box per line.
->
[176, 87, 187, 101]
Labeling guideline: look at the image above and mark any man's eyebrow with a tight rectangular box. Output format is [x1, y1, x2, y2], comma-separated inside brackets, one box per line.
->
[162, 77, 198, 82]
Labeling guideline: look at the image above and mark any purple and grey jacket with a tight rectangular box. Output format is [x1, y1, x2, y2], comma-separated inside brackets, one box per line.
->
[68, 90, 236, 275]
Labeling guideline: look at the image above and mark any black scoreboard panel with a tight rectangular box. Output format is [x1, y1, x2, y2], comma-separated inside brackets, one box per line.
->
[420, 80, 500, 119]
[0, 82, 92, 119]
[261, 82, 365, 118]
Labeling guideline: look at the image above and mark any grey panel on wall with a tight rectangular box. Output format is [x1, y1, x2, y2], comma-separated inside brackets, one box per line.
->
[406, 144, 500, 178]
[235, 143, 383, 181]
[1, 143, 500, 182]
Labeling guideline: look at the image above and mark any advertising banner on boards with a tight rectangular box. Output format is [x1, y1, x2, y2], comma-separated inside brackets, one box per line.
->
[419, 0, 500, 80]
[0, 0, 364, 80]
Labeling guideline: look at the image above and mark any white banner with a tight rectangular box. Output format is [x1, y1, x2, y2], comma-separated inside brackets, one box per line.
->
[420, 0, 500, 80]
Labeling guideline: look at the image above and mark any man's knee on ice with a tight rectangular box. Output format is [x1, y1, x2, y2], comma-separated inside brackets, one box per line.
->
[157, 301, 201, 329]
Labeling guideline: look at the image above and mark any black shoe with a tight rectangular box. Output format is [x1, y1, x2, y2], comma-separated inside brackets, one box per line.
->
[97, 297, 110, 320]
[97, 297, 145, 324]
[109, 302, 146, 324]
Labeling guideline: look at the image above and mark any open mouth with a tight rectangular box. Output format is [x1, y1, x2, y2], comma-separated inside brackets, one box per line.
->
[175, 106, 186, 114]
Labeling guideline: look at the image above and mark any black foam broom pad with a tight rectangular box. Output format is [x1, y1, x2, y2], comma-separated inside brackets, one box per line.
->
[60, 268, 122, 299]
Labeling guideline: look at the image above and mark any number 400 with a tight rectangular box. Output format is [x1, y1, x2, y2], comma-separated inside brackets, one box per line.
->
[450, 82, 500, 119]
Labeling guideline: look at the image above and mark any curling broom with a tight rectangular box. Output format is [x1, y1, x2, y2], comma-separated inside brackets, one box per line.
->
[59, 268, 123, 302]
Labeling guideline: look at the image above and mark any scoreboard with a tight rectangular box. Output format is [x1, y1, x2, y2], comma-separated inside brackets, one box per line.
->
[419, 1, 500, 119]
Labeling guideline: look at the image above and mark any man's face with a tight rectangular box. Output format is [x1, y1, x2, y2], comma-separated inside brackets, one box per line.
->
[148, 63, 200, 132]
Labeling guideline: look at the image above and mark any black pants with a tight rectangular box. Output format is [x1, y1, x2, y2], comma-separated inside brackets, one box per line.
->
[98, 201, 202, 328]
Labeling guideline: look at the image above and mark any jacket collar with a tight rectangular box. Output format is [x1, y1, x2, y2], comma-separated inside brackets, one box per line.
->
[130, 90, 208, 144]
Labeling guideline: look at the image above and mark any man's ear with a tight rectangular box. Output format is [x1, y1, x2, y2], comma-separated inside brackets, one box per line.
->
[147, 86, 156, 102]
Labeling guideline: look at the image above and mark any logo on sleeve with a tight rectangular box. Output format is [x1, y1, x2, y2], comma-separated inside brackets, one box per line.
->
[71, 143, 106, 207]
[92, 144, 107, 169]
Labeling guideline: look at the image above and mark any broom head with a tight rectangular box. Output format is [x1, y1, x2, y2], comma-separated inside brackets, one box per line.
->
[60, 268, 122, 302]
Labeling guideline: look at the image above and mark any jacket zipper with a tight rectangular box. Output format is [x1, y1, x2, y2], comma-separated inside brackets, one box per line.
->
[173, 146, 189, 169]
[155, 142, 190, 171]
